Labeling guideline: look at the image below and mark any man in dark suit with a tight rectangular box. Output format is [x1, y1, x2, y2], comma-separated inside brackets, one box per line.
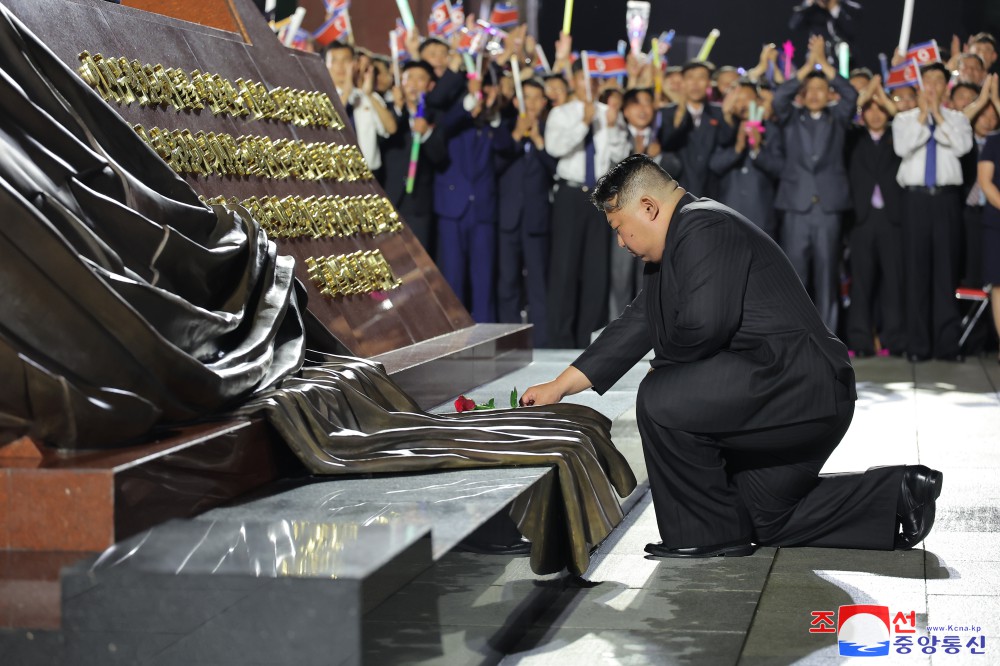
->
[708, 79, 784, 239]
[845, 79, 905, 356]
[495, 79, 557, 347]
[657, 60, 736, 198]
[521, 154, 941, 557]
[773, 35, 858, 332]
[383, 61, 448, 256]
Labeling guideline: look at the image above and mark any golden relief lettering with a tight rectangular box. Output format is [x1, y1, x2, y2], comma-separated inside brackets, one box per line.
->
[77, 52, 345, 130]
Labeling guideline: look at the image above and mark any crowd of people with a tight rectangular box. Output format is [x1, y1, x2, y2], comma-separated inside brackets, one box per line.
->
[320, 17, 1000, 361]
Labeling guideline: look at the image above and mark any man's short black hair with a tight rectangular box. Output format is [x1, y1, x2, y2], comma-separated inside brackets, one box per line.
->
[803, 69, 830, 84]
[544, 73, 569, 86]
[402, 59, 436, 80]
[665, 65, 682, 75]
[849, 67, 873, 80]
[971, 32, 998, 49]
[920, 62, 949, 79]
[523, 78, 545, 95]
[713, 65, 739, 81]
[418, 37, 449, 55]
[591, 154, 676, 213]
[623, 87, 654, 107]
[951, 81, 981, 99]
[736, 77, 760, 93]
[681, 59, 716, 76]
[324, 41, 354, 58]
[571, 58, 585, 74]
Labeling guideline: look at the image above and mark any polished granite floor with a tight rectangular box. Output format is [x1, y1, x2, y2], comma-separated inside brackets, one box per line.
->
[365, 351, 1000, 666]
[2, 351, 998, 665]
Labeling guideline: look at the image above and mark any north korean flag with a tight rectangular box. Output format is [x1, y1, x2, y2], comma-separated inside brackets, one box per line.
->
[585, 51, 628, 78]
[450, 4, 465, 33]
[313, 7, 351, 46]
[489, 2, 519, 29]
[885, 60, 920, 90]
[427, 0, 454, 37]
[905, 40, 941, 66]
[390, 18, 410, 62]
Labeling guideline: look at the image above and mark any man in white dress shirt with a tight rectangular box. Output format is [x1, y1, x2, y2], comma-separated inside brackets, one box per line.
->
[892, 62, 974, 361]
[326, 42, 397, 175]
[544, 59, 630, 348]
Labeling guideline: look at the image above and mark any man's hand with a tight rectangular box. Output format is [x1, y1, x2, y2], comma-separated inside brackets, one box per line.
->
[519, 380, 565, 407]
[735, 120, 748, 152]
[721, 85, 739, 124]
[606, 95, 622, 125]
[520, 366, 593, 406]
[361, 64, 375, 96]
[582, 99, 596, 125]
[646, 140, 662, 157]
[412, 116, 430, 135]
[512, 112, 533, 140]
[405, 29, 422, 62]
[869, 76, 898, 116]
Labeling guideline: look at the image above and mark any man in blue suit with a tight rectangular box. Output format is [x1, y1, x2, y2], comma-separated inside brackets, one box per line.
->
[773, 35, 858, 332]
[496, 79, 557, 347]
[433, 68, 512, 323]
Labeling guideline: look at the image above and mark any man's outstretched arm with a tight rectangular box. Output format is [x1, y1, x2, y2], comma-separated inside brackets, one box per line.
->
[520, 365, 593, 406]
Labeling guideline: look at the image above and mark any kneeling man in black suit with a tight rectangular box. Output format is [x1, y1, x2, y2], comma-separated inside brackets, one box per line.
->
[521, 154, 941, 558]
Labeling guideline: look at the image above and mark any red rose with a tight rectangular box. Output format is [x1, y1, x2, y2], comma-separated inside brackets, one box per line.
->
[454, 396, 477, 412]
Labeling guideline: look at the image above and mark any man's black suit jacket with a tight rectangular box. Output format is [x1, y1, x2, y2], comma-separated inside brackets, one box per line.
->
[573, 193, 856, 433]
[381, 107, 448, 215]
[658, 103, 734, 197]
[846, 126, 902, 226]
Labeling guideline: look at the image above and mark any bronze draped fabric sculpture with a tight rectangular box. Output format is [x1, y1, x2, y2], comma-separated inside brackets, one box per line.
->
[0, 5, 635, 575]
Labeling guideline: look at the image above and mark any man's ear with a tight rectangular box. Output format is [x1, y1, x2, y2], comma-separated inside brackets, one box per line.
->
[640, 195, 659, 221]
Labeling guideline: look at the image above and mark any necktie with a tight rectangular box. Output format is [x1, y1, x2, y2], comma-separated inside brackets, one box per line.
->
[584, 127, 596, 188]
[924, 117, 936, 188]
[871, 184, 885, 210]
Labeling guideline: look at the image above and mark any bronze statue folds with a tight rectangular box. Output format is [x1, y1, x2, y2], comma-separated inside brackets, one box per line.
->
[0, 4, 634, 575]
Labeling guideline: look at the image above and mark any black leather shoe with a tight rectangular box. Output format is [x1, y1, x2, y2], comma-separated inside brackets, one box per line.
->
[644, 540, 755, 558]
[454, 537, 532, 555]
[895, 465, 943, 550]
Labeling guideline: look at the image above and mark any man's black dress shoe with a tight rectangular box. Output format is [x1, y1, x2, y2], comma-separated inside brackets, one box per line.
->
[644, 541, 755, 558]
[895, 465, 944, 550]
[454, 537, 532, 555]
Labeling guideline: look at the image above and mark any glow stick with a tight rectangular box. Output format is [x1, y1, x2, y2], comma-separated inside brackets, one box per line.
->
[535, 44, 551, 73]
[898, 0, 914, 56]
[581, 50, 592, 102]
[838, 42, 850, 78]
[405, 94, 425, 194]
[395, 0, 416, 31]
[511, 57, 526, 116]
[617, 40, 627, 87]
[282, 7, 306, 47]
[651, 36, 661, 99]
[782, 40, 794, 80]
[878, 53, 890, 82]
[562, 0, 574, 36]
[697, 29, 719, 62]
[390, 32, 402, 89]
[625, 1, 650, 56]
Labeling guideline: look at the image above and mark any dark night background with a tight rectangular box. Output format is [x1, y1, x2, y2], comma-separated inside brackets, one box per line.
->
[534, 0, 1000, 72]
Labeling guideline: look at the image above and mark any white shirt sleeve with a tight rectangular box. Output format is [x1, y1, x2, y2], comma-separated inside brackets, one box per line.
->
[545, 102, 589, 159]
